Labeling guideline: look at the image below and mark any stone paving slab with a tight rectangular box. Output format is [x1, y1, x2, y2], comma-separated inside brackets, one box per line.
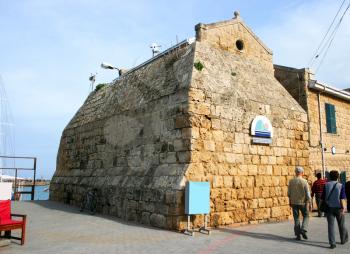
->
[0, 239, 11, 247]
[1, 201, 349, 254]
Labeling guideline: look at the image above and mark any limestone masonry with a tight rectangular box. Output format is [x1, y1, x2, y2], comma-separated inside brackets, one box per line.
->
[50, 12, 348, 230]
[275, 66, 350, 183]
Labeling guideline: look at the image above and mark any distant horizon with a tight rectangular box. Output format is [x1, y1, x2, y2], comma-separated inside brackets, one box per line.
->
[0, 174, 51, 181]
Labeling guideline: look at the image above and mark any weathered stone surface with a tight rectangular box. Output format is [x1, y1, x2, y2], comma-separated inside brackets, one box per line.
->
[150, 213, 166, 228]
[51, 14, 311, 230]
[187, 18, 310, 228]
[50, 43, 195, 229]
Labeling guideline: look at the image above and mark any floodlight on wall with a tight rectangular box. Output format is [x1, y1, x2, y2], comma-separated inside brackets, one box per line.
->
[101, 62, 119, 70]
[101, 62, 126, 77]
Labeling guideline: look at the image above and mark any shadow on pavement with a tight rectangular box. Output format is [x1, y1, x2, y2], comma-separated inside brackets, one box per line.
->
[23, 200, 179, 234]
[218, 228, 330, 249]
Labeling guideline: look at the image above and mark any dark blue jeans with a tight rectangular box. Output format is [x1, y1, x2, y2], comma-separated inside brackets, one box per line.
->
[315, 193, 323, 217]
[292, 204, 309, 236]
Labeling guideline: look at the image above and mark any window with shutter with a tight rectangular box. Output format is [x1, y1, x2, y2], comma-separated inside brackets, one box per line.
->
[325, 103, 337, 134]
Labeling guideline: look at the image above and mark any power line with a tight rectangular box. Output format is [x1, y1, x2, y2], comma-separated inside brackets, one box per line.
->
[315, 2, 350, 73]
[308, 0, 347, 67]
[316, 2, 348, 64]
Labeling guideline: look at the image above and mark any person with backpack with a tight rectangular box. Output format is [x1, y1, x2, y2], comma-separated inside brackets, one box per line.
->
[321, 170, 348, 249]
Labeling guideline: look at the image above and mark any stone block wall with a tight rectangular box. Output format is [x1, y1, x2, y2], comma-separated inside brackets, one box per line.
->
[195, 16, 273, 72]
[308, 90, 350, 179]
[51, 15, 313, 230]
[186, 40, 310, 227]
[274, 65, 309, 111]
[275, 66, 350, 180]
[50, 45, 196, 230]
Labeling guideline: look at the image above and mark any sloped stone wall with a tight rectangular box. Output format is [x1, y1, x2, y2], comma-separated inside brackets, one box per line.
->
[50, 45, 196, 229]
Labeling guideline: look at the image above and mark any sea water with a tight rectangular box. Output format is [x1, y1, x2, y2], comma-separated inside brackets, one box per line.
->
[17, 185, 49, 201]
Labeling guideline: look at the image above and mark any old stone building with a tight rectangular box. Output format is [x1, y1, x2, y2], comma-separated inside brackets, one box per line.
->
[50, 13, 311, 230]
[275, 66, 350, 183]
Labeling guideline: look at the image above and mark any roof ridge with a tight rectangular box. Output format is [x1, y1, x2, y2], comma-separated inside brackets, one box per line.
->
[196, 14, 272, 55]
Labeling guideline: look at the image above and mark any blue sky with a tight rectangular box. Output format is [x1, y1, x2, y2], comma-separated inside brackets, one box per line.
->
[0, 0, 349, 179]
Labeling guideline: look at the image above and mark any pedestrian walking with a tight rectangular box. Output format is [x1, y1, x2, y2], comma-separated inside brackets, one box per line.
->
[311, 173, 326, 217]
[321, 170, 348, 249]
[288, 166, 311, 240]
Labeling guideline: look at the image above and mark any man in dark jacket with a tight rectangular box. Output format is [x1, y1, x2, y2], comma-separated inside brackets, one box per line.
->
[321, 171, 348, 249]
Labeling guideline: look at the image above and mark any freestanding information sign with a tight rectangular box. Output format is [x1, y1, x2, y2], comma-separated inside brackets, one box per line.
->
[184, 181, 210, 236]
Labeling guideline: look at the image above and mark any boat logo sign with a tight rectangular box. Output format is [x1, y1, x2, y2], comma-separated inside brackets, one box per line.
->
[251, 115, 273, 140]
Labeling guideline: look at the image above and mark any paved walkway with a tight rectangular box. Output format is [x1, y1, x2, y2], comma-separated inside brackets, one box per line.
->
[1, 201, 349, 253]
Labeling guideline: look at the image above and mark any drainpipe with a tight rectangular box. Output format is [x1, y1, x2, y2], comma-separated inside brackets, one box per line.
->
[317, 92, 326, 178]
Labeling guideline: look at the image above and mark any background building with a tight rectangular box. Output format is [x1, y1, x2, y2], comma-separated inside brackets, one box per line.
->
[275, 66, 349, 184]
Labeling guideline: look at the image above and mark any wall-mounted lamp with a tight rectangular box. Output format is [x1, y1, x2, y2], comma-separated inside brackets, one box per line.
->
[101, 62, 119, 70]
[101, 62, 126, 77]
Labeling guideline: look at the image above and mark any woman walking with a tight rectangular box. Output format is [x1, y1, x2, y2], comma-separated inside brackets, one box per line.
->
[321, 170, 348, 249]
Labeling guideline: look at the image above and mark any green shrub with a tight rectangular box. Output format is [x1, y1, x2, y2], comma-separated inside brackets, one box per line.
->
[194, 61, 204, 71]
[95, 83, 107, 92]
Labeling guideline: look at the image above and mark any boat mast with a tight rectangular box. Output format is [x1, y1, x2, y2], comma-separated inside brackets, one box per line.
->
[0, 75, 15, 182]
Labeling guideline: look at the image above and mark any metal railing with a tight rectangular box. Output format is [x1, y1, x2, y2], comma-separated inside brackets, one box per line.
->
[0, 156, 37, 201]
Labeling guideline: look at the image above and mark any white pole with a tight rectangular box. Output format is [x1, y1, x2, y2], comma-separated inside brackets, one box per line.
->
[317, 92, 326, 178]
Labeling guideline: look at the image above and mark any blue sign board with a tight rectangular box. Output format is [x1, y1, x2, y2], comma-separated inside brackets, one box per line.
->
[185, 181, 210, 215]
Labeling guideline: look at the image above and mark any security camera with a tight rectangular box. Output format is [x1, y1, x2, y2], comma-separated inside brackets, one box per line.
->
[101, 62, 118, 70]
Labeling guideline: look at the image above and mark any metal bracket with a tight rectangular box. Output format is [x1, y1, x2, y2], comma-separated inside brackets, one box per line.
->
[183, 215, 194, 236]
[183, 214, 211, 236]
[199, 214, 211, 235]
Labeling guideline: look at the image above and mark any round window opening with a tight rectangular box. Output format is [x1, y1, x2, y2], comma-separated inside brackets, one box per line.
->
[236, 40, 244, 51]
